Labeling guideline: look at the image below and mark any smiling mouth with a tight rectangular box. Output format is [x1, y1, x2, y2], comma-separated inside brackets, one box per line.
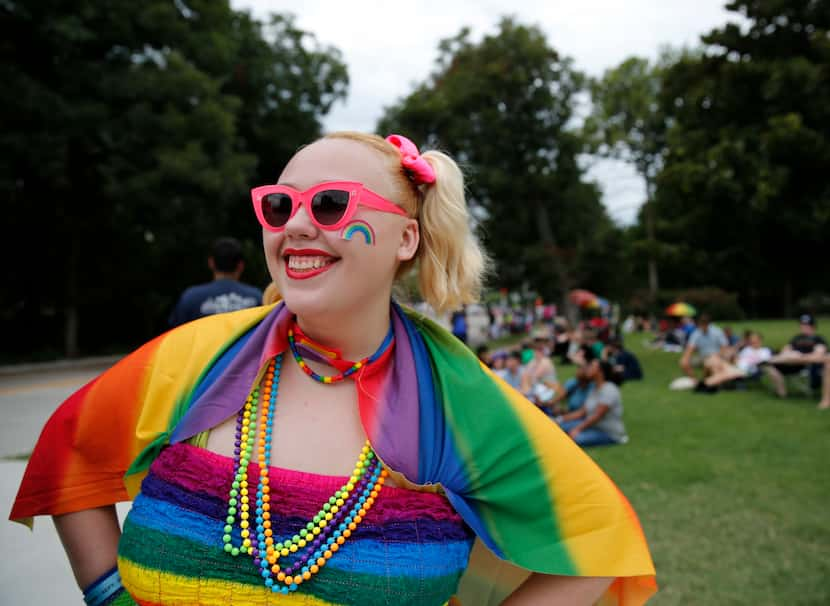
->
[283, 252, 339, 280]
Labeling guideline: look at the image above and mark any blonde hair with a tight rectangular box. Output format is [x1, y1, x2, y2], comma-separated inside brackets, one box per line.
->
[262, 282, 281, 305]
[323, 131, 489, 314]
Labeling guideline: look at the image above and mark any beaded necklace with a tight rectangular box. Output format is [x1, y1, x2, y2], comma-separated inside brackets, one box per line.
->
[288, 321, 394, 384]
[223, 327, 393, 594]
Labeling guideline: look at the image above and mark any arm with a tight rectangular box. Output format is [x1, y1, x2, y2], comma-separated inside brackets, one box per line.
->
[542, 379, 563, 394]
[502, 572, 613, 605]
[548, 384, 569, 407]
[807, 344, 828, 362]
[570, 404, 610, 437]
[53, 506, 122, 589]
[680, 344, 696, 377]
[557, 406, 586, 423]
[520, 366, 532, 394]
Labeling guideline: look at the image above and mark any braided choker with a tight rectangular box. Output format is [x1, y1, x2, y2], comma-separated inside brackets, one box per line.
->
[287, 319, 394, 384]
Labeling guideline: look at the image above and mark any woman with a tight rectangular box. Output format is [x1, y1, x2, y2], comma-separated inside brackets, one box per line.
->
[11, 133, 655, 605]
[557, 347, 628, 447]
[520, 332, 558, 400]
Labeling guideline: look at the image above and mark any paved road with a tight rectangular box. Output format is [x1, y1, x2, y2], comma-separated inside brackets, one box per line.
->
[0, 364, 130, 605]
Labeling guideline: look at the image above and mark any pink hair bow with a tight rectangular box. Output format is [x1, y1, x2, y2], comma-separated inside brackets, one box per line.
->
[385, 134, 436, 185]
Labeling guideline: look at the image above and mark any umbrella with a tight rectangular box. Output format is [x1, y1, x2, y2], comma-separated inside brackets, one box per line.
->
[568, 289, 598, 306]
[665, 302, 697, 317]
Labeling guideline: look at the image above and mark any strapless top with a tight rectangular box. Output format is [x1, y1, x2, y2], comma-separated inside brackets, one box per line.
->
[118, 443, 475, 605]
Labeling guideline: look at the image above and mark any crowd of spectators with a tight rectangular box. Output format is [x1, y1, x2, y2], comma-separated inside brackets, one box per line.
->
[478, 319, 643, 449]
[649, 312, 828, 407]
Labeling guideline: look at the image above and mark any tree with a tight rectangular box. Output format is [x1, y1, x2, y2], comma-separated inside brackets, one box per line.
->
[378, 18, 626, 315]
[0, 1, 347, 358]
[655, 0, 830, 316]
[586, 53, 678, 298]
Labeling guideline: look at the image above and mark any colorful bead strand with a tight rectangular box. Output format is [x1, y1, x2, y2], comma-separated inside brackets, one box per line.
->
[223, 353, 388, 595]
[287, 322, 394, 384]
[222, 359, 276, 557]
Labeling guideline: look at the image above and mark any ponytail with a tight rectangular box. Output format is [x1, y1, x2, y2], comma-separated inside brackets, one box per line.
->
[412, 150, 489, 314]
[322, 131, 489, 314]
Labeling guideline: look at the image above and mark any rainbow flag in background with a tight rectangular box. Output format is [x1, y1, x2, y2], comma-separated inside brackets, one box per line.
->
[11, 303, 656, 605]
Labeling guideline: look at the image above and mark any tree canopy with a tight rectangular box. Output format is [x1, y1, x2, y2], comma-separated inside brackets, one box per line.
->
[1, 1, 347, 357]
[652, 0, 830, 316]
[379, 18, 628, 315]
[5, 1, 830, 360]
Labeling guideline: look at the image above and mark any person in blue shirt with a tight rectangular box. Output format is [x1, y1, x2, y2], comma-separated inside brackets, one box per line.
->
[679, 316, 697, 344]
[451, 308, 468, 344]
[496, 351, 525, 391]
[679, 314, 727, 381]
[169, 237, 263, 327]
[550, 362, 594, 415]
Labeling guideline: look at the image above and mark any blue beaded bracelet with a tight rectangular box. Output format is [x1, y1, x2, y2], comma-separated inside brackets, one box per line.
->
[83, 565, 125, 606]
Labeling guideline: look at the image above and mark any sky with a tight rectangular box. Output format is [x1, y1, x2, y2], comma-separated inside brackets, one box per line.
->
[233, 0, 737, 224]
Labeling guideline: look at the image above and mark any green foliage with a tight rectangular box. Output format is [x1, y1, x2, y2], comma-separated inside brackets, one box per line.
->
[0, 1, 347, 357]
[586, 53, 674, 178]
[378, 18, 627, 309]
[586, 50, 699, 298]
[655, 0, 830, 316]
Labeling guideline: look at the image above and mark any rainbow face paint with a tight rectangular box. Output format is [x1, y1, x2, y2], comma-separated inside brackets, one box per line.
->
[340, 220, 376, 246]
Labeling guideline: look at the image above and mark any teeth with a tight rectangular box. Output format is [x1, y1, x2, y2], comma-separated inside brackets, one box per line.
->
[287, 255, 333, 271]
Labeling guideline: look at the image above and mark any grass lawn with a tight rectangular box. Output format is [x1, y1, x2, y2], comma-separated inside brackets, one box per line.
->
[564, 319, 830, 605]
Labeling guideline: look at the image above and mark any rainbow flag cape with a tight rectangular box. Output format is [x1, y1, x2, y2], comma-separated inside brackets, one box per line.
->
[11, 303, 656, 605]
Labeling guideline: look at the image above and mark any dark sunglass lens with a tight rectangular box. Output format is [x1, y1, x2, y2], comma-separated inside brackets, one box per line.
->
[311, 190, 350, 225]
[261, 193, 293, 227]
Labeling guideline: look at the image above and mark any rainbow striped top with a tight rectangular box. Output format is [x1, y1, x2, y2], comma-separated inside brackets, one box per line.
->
[11, 302, 657, 605]
[119, 443, 474, 605]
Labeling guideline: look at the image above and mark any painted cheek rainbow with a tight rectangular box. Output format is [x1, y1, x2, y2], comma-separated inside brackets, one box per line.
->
[340, 220, 376, 246]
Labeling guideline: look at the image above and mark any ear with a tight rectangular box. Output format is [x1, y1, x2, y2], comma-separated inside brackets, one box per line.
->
[208, 257, 216, 272]
[397, 219, 419, 262]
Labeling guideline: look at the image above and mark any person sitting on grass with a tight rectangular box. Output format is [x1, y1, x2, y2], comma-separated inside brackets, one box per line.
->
[496, 350, 524, 391]
[489, 350, 507, 373]
[735, 331, 772, 378]
[817, 356, 830, 410]
[763, 314, 827, 398]
[521, 332, 560, 406]
[549, 363, 594, 416]
[556, 348, 628, 447]
[680, 314, 728, 384]
[476, 344, 492, 367]
[604, 338, 644, 381]
[692, 331, 773, 393]
[679, 316, 697, 345]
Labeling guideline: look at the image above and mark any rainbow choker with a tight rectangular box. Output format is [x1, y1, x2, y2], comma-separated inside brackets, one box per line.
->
[287, 321, 394, 384]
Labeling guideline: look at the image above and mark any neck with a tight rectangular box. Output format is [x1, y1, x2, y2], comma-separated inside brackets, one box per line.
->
[214, 271, 239, 281]
[295, 296, 393, 362]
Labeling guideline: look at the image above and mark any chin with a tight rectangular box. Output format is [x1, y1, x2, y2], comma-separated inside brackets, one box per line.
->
[281, 290, 342, 320]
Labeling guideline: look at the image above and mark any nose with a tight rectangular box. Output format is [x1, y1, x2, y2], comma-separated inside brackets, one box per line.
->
[283, 198, 318, 239]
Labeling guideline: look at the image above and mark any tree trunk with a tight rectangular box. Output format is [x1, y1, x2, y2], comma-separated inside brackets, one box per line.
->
[533, 200, 577, 324]
[644, 180, 659, 299]
[64, 233, 80, 358]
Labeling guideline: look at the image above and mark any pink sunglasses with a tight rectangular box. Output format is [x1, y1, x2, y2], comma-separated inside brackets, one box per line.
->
[251, 181, 408, 232]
